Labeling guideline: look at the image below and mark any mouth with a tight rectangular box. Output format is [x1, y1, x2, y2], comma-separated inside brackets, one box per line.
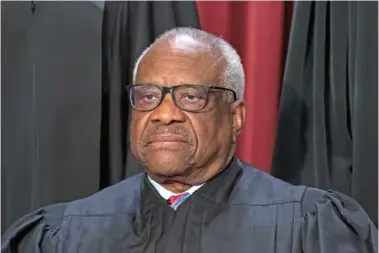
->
[146, 135, 188, 149]
[147, 134, 187, 143]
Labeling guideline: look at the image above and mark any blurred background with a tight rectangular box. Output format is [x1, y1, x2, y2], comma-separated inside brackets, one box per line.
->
[1, 1, 377, 232]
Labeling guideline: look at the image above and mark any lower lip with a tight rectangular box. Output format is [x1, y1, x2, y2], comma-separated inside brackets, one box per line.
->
[147, 141, 187, 149]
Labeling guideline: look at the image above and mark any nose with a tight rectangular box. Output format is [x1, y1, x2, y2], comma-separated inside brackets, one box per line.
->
[149, 94, 186, 124]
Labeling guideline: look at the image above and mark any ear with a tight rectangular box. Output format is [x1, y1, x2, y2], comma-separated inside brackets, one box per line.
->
[230, 100, 246, 142]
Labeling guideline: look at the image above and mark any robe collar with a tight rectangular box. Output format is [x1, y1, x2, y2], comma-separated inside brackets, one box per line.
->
[140, 157, 243, 212]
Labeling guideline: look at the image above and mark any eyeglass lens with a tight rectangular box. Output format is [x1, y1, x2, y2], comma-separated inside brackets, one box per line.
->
[130, 85, 208, 111]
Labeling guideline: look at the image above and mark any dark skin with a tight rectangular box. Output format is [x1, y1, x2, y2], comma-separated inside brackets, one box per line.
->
[130, 37, 246, 193]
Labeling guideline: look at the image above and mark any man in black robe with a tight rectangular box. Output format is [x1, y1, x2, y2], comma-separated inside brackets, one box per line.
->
[2, 27, 377, 253]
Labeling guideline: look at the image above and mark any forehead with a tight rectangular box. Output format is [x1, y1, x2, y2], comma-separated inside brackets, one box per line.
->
[135, 40, 226, 86]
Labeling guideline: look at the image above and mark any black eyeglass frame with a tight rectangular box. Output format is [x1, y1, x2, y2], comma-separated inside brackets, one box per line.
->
[125, 83, 237, 112]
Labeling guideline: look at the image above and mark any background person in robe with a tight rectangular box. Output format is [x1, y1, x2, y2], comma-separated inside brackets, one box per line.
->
[2, 27, 378, 253]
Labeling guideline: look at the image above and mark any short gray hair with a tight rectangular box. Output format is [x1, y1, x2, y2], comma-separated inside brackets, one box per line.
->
[133, 27, 245, 100]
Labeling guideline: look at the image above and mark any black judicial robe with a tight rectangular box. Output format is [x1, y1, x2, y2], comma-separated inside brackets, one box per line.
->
[2, 158, 378, 253]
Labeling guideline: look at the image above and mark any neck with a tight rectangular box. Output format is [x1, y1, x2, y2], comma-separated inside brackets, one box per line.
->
[149, 153, 235, 194]
[161, 182, 193, 193]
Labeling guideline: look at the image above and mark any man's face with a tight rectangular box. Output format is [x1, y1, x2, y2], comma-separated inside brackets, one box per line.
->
[130, 40, 245, 183]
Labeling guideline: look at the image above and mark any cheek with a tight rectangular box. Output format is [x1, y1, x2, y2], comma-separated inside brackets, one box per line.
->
[130, 114, 148, 146]
[191, 113, 229, 147]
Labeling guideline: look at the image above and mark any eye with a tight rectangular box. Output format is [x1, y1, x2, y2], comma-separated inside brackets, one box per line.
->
[134, 91, 161, 106]
[142, 94, 159, 102]
[183, 94, 199, 100]
[181, 93, 205, 103]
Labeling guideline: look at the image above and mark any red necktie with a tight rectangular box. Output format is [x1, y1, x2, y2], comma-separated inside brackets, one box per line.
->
[167, 192, 191, 210]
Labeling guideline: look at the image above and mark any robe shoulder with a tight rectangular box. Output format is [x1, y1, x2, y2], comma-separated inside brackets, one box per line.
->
[236, 160, 378, 252]
[300, 187, 378, 253]
[1, 203, 66, 253]
[1, 173, 145, 253]
[233, 159, 308, 205]
[64, 173, 144, 216]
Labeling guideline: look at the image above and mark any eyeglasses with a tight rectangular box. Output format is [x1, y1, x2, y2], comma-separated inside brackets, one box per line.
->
[125, 84, 237, 112]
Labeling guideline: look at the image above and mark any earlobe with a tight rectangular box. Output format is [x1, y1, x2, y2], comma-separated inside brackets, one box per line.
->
[232, 100, 246, 137]
[232, 135, 237, 144]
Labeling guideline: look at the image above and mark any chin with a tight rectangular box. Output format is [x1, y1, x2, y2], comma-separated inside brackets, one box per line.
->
[143, 154, 192, 177]
[135, 145, 197, 176]
[150, 161, 188, 176]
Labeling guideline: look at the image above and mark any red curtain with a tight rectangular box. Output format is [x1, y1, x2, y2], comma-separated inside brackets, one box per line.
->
[196, 1, 293, 172]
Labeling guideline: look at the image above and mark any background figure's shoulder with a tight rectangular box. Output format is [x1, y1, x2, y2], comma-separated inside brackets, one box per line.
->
[65, 173, 145, 217]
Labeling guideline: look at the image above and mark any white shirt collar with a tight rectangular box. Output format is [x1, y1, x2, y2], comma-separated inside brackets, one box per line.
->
[148, 176, 204, 200]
